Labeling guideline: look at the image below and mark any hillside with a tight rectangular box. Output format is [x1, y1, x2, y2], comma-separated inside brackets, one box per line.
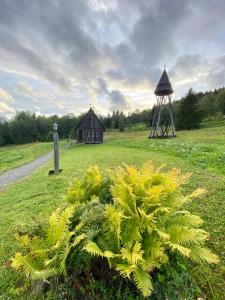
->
[0, 125, 225, 298]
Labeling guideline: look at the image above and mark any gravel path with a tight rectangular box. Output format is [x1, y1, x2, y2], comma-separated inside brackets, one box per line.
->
[0, 152, 52, 190]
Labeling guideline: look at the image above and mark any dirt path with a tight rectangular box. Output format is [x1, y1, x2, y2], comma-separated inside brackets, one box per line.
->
[0, 152, 52, 190]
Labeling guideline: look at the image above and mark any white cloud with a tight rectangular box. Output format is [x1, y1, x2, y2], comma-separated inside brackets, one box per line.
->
[0, 101, 15, 114]
[16, 82, 36, 98]
[0, 88, 14, 103]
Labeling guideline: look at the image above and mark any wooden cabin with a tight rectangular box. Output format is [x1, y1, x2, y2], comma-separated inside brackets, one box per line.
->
[75, 108, 104, 144]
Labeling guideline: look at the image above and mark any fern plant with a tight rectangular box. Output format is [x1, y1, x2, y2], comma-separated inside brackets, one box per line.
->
[11, 206, 86, 281]
[67, 165, 103, 204]
[84, 162, 219, 297]
[11, 162, 219, 298]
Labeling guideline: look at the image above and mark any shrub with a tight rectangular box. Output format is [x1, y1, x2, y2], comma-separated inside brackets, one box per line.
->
[11, 163, 219, 298]
[84, 163, 219, 296]
[67, 165, 103, 204]
[11, 206, 86, 294]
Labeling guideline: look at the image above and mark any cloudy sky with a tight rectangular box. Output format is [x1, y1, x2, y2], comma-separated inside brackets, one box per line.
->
[0, 0, 225, 117]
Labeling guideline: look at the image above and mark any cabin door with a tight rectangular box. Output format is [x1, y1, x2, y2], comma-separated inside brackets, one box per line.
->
[78, 130, 83, 142]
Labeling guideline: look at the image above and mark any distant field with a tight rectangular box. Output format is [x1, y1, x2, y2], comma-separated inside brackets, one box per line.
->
[0, 126, 225, 299]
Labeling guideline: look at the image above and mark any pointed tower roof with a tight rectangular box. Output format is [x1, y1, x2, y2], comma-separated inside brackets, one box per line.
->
[154, 69, 173, 96]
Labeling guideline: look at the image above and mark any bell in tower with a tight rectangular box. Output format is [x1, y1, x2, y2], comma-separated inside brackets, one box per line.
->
[149, 68, 176, 138]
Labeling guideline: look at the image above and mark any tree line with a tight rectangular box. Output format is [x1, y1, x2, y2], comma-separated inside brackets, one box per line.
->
[0, 87, 225, 146]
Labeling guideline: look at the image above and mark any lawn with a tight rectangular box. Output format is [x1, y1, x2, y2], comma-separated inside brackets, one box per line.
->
[0, 126, 225, 299]
[0, 142, 52, 173]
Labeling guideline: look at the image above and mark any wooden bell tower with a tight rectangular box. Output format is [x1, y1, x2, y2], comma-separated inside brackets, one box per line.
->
[149, 68, 176, 138]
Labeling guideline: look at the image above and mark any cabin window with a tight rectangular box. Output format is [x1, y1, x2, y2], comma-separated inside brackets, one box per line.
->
[88, 131, 91, 138]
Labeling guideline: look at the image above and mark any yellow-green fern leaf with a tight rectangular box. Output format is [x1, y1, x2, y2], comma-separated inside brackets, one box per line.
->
[190, 245, 219, 264]
[116, 263, 136, 278]
[84, 241, 104, 257]
[133, 267, 153, 297]
[121, 242, 143, 265]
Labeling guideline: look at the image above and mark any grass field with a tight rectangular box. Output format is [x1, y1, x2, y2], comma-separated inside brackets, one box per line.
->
[0, 126, 225, 299]
[0, 142, 53, 173]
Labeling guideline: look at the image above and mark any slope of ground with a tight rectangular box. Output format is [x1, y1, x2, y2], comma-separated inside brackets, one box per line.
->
[0, 127, 224, 299]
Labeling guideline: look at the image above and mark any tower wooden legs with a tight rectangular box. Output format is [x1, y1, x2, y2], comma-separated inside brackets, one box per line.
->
[149, 95, 176, 139]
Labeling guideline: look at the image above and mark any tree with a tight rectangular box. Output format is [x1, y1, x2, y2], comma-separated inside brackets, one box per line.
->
[200, 94, 216, 117]
[119, 115, 125, 132]
[216, 89, 225, 115]
[176, 89, 202, 130]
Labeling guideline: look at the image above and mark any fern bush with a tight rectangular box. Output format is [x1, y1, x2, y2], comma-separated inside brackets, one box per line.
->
[67, 165, 104, 203]
[11, 163, 219, 298]
[84, 163, 219, 296]
[11, 206, 86, 282]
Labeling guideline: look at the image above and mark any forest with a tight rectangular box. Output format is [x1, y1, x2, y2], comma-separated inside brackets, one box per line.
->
[1, 87, 225, 146]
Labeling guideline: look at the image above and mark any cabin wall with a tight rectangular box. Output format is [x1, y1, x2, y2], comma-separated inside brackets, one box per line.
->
[83, 129, 103, 144]
[76, 111, 104, 144]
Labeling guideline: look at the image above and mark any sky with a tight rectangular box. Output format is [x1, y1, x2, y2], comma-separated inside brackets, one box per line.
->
[0, 0, 225, 117]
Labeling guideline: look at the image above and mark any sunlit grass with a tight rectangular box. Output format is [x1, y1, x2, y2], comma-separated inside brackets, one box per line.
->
[0, 140, 68, 173]
[0, 127, 225, 299]
[0, 142, 52, 173]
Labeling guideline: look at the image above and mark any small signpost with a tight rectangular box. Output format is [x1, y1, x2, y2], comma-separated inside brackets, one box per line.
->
[49, 123, 62, 175]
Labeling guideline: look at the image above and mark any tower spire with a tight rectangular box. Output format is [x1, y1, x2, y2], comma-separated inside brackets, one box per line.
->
[149, 68, 176, 139]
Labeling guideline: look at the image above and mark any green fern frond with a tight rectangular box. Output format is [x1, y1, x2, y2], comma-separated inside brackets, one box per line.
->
[142, 236, 164, 259]
[138, 208, 155, 232]
[116, 263, 136, 278]
[47, 206, 74, 246]
[133, 267, 153, 297]
[84, 241, 104, 257]
[70, 233, 87, 248]
[155, 229, 170, 240]
[189, 245, 220, 264]
[180, 188, 206, 206]
[166, 225, 207, 245]
[168, 213, 203, 227]
[104, 205, 122, 249]
[121, 242, 143, 265]
[11, 253, 57, 280]
[139, 256, 160, 271]
[112, 180, 137, 214]
[168, 243, 191, 257]
[11, 252, 25, 270]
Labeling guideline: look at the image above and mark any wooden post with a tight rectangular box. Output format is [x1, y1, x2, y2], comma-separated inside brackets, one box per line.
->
[53, 130, 59, 173]
[48, 123, 62, 175]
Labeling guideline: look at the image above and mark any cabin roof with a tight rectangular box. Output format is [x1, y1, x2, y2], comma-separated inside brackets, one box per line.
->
[154, 69, 173, 96]
[75, 108, 104, 130]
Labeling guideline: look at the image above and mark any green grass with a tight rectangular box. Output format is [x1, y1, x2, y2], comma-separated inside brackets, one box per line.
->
[0, 127, 225, 299]
[0, 142, 52, 173]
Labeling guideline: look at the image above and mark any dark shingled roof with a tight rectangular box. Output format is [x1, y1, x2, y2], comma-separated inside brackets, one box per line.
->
[154, 69, 173, 96]
[75, 108, 104, 130]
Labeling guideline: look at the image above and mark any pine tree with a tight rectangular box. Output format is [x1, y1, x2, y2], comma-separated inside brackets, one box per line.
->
[176, 89, 202, 130]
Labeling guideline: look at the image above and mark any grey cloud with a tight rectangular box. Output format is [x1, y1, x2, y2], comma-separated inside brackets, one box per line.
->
[97, 78, 108, 94]
[0, 0, 193, 91]
[171, 54, 203, 80]
[0, 0, 224, 114]
[0, 0, 98, 88]
[0, 27, 71, 90]
[105, 69, 125, 81]
[131, 0, 191, 65]
[97, 77, 131, 111]
[109, 90, 131, 111]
